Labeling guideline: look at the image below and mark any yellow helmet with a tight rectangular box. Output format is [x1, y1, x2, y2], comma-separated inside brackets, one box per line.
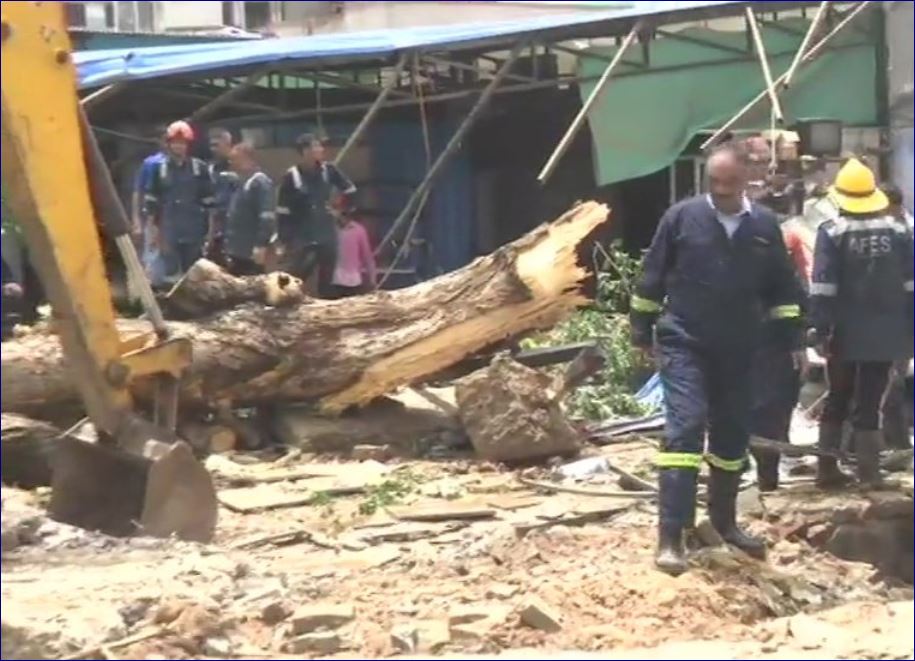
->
[828, 157, 888, 214]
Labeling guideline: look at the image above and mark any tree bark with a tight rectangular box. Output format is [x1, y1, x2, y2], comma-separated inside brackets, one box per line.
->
[1, 413, 61, 488]
[1, 202, 608, 418]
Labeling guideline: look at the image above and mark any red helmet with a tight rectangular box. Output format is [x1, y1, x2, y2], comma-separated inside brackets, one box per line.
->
[165, 120, 194, 143]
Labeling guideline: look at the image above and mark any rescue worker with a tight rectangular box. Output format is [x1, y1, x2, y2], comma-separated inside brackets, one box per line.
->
[810, 160, 914, 488]
[223, 143, 275, 277]
[132, 128, 167, 286]
[143, 120, 214, 283]
[276, 133, 356, 297]
[743, 141, 812, 491]
[205, 127, 238, 265]
[631, 143, 805, 575]
[879, 183, 913, 451]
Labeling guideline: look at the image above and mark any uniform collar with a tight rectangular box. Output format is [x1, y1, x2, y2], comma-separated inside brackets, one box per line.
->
[706, 193, 752, 216]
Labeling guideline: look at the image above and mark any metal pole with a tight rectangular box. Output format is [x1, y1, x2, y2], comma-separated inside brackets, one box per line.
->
[537, 21, 641, 185]
[375, 41, 526, 256]
[335, 52, 409, 166]
[783, 1, 830, 88]
[701, 1, 871, 151]
[187, 66, 272, 122]
[745, 7, 784, 123]
[81, 83, 124, 109]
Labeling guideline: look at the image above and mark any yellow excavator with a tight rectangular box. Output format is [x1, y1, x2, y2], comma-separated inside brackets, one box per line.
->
[1, 2, 217, 542]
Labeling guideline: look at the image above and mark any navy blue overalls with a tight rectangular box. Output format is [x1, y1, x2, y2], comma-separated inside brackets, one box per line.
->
[144, 156, 214, 280]
[631, 195, 803, 536]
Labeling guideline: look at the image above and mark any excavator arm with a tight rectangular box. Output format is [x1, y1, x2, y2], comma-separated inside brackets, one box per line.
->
[1, 2, 216, 542]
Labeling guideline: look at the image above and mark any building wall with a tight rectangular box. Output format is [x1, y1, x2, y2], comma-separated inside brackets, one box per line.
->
[884, 1, 914, 209]
[274, 1, 598, 36]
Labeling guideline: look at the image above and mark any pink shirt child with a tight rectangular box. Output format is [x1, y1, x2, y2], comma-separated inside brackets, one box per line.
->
[333, 220, 376, 288]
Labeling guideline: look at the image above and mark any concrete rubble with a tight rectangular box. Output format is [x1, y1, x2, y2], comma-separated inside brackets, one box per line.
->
[1, 420, 912, 659]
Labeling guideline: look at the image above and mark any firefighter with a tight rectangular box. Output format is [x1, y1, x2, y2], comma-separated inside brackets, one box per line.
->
[275, 133, 356, 297]
[631, 143, 804, 575]
[205, 127, 238, 265]
[223, 142, 275, 277]
[143, 121, 215, 283]
[810, 159, 914, 487]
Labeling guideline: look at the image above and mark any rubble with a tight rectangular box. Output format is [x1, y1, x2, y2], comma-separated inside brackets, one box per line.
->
[0, 437, 911, 660]
[519, 596, 563, 633]
[290, 603, 356, 634]
[284, 630, 344, 655]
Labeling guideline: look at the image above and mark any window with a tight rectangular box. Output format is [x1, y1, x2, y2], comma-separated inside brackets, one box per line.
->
[65, 2, 88, 27]
[243, 1, 272, 30]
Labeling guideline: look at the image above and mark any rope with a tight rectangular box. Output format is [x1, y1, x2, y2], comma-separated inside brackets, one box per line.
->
[377, 55, 434, 288]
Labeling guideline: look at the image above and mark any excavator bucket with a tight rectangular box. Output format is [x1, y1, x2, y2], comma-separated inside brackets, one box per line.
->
[49, 436, 218, 543]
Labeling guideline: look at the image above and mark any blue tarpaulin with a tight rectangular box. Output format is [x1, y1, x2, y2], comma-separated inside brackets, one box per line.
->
[74, 1, 744, 89]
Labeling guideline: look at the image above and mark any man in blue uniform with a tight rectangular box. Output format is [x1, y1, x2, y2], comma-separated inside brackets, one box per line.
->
[275, 133, 356, 297]
[810, 159, 914, 487]
[223, 143, 275, 277]
[631, 143, 804, 575]
[205, 127, 238, 265]
[143, 121, 214, 283]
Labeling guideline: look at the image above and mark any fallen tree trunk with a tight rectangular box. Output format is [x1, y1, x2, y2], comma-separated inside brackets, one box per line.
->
[1, 413, 62, 488]
[1, 202, 608, 417]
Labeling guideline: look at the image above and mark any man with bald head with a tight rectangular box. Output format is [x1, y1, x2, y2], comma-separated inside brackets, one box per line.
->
[630, 143, 805, 575]
[224, 142, 275, 276]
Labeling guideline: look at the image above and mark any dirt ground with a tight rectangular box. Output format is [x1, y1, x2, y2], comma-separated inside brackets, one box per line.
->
[2, 424, 913, 660]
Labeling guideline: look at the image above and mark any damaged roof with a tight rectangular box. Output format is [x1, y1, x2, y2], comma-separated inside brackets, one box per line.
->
[75, 1, 757, 89]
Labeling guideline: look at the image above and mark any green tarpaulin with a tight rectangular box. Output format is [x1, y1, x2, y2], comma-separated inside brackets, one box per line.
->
[579, 18, 878, 185]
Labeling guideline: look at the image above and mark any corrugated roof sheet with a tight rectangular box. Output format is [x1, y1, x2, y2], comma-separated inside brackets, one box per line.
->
[74, 1, 746, 89]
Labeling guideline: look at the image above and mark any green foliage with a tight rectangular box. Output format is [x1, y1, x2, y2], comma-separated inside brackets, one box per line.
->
[523, 241, 651, 420]
[357, 470, 422, 516]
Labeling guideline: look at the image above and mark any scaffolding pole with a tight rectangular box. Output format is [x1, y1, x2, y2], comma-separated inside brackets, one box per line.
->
[745, 7, 784, 123]
[783, 1, 830, 88]
[537, 21, 641, 185]
[334, 52, 409, 166]
[375, 41, 525, 256]
[701, 1, 871, 151]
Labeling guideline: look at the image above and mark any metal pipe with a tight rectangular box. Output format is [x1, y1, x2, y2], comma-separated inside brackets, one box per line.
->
[80, 83, 124, 109]
[701, 1, 871, 151]
[537, 21, 641, 185]
[783, 1, 830, 88]
[334, 52, 409, 166]
[375, 42, 526, 256]
[78, 105, 169, 338]
[187, 66, 272, 122]
[745, 7, 784, 123]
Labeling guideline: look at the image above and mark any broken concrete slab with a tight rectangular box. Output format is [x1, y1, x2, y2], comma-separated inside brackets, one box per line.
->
[485, 583, 519, 600]
[389, 500, 496, 523]
[284, 631, 343, 655]
[415, 620, 451, 653]
[272, 399, 457, 453]
[352, 444, 393, 462]
[519, 597, 562, 633]
[261, 600, 290, 625]
[290, 603, 355, 635]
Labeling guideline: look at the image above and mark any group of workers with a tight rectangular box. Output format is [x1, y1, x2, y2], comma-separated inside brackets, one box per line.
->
[631, 142, 914, 576]
[132, 121, 376, 297]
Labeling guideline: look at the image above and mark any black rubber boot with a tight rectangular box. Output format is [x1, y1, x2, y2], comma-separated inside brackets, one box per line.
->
[655, 468, 697, 576]
[854, 430, 884, 488]
[707, 467, 766, 560]
[816, 422, 853, 489]
[753, 448, 780, 492]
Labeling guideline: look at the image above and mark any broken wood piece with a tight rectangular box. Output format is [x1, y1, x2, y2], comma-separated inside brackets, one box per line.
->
[2, 202, 609, 417]
[388, 500, 496, 522]
[229, 529, 318, 551]
[517, 476, 656, 499]
[164, 260, 306, 317]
